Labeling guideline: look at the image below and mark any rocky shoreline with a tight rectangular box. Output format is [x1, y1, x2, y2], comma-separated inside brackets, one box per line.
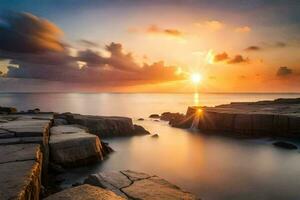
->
[0, 108, 198, 200]
[154, 98, 300, 138]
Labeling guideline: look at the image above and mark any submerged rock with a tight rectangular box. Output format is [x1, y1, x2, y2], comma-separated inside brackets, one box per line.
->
[273, 141, 298, 150]
[49, 125, 106, 167]
[149, 114, 160, 119]
[84, 170, 198, 200]
[44, 184, 125, 200]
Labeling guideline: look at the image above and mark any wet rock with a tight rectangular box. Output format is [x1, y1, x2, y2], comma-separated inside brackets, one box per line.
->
[149, 114, 160, 119]
[44, 184, 125, 200]
[151, 134, 159, 138]
[49, 125, 105, 167]
[84, 170, 198, 200]
[273, 141, 298, 150]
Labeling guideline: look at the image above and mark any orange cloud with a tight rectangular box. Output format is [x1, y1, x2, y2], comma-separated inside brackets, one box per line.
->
[227, 54, 249, 64]
[214, 52, 229, 62]
[195, 20, 224, 31]
[213, 52, 249, 64]
[146, 25, 183, 38]
[235, 26, 251, 33]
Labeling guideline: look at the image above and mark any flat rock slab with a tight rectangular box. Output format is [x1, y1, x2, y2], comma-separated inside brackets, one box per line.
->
[44, 184, 125, 200]
[50, 124, 87, 135]
[0, 159, 41, 200]
[0, 143, 40, 163]
[49, 125, 104, 167]
[84, 170, 198, 200]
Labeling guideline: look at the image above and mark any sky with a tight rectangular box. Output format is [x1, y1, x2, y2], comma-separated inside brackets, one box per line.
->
[0, 0, 299, 93]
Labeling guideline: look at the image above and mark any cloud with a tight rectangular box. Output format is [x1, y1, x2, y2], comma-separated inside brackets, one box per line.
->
[195, 20, 224, 31]
[146, 25, 183, 38]
[245, 46, 261, 51]
[78, 39, 99, 48]
[213, 52, 249, 64]
[275, 42, 287, 48]
[276, 66, 293, 76]
[213, 52, 229, 62]
[0, 12, 64, 54]
[0, 12, 185, 87]
[235, 26, 251, 33]
[227, 54, 249, 64]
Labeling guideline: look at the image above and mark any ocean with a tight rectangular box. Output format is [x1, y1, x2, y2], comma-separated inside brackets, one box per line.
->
[1, 92, 300, 200]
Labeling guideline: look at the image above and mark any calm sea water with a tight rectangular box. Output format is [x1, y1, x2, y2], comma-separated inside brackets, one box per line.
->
[1, 93, 300, 200]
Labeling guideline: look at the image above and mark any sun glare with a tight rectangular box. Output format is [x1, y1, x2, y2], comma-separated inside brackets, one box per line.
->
[191, 73, 202, 84]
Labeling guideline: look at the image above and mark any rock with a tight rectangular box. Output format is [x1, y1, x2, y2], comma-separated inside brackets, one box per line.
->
[49, 125, 105, 167]
[0, 144, 42, 200]
[0, 106, 17, 114]
[169, 113, 192, 128]
[44, 184, 125, 200]
[84, 170, 198, 200]
[53, 118, 68, 126]
[133, 124, 150, 135]
[138, 118, 145, 121]
[160, 112, 184, 121]
[49, 162, 66, 173]
[273, 141, 298, 150]
[149, 114, 160, 119]
[101, 141, 114, 154]
[122, 176, 197, 200]
[151, 134, 159, 138]
[56, 113, 149, 137]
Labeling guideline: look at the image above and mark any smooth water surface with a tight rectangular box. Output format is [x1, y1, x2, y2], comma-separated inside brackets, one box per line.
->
[1, 93, 300, 200]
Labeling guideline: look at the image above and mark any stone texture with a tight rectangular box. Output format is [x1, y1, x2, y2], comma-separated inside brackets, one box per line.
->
[55, 113, 150, 137]
[44, 184, 125, 200]
[122, 176, 197, 200]
[0, 114, 53, 199]
[49, 125, 104, 167]
[84, 170, 198, 200]
[0, 144, 42, 200]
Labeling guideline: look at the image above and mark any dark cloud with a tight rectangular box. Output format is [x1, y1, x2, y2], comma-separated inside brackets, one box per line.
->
[78, 39, 99, 48]
[245, 46, 261, 51]
[276, 66, 293, 76]
[275, 42, 287, 48]
[146, 25, 183, 37]
[213, 52, 229, 62]
[0, 12, 64, 54]
[213, 52, 249, 64]
[1, 12, 184, 86]
[227, 54, 249, 64]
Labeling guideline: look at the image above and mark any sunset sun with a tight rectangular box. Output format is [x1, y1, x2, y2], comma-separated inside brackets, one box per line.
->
[191, 73, 202, 84]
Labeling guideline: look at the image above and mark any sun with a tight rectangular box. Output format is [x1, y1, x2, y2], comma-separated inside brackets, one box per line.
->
[191, 73, 202, 84]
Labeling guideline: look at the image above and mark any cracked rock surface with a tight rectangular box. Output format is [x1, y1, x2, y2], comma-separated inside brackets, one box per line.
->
[44, 184, 125, 200]
[0, 113, 52, 200]
[84, 170, 198, 200]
